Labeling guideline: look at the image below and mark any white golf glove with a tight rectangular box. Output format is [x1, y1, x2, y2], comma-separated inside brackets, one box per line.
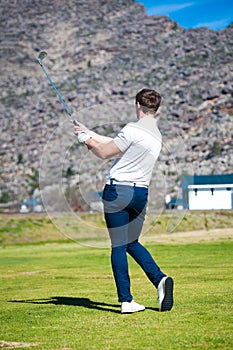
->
[77, 131, 91, 144]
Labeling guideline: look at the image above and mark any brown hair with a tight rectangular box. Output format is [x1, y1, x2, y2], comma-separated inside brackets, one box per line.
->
[135, 89, 161, 114]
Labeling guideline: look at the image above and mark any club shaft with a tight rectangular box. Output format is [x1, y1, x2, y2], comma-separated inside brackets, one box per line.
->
[38, 59, 76, 123]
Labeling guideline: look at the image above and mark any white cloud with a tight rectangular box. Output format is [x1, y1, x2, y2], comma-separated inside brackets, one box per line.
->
[147, 2, 194, 16]
[194, 17, 231, 30]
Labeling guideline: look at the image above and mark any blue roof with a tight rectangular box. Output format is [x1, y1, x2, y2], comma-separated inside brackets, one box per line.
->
[182, 173, 233, 187]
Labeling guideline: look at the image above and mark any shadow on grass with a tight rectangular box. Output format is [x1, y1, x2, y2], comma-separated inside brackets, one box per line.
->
[146, 306, 159, 312]
[8, 296, 121, 313]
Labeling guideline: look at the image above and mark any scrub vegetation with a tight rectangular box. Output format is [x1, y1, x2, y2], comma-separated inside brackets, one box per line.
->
[0, 210, 232, 246]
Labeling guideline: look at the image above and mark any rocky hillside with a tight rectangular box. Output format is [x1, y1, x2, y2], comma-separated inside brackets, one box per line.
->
[0, 0, 232, 211]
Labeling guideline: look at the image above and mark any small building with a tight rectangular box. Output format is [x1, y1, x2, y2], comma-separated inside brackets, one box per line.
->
[88, 191, 103, 212]
[20, 197, 43, 213]
[181, 173, 233, 210]
[165, 197, 184, 210]
[19, 189, 44, 213]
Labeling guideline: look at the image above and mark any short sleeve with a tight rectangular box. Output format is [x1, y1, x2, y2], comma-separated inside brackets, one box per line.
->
[113, 125, 132, 152]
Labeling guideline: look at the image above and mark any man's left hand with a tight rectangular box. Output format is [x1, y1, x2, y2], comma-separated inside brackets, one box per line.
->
[77, 131, 91, 144]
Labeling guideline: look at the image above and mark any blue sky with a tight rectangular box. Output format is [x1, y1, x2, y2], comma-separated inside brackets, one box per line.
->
[136, 0, 233, 30]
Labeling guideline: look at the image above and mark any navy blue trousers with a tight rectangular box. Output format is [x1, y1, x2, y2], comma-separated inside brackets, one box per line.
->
[102, 184, 165, 302]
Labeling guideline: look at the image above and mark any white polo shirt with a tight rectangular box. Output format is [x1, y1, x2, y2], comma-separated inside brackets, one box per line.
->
[106, 116, 162, 186]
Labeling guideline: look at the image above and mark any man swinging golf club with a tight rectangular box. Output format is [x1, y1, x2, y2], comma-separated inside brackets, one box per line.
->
[73, 89, 174, 313]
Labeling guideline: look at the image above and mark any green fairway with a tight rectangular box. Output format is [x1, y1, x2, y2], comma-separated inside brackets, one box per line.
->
[0, 240, 232, 349]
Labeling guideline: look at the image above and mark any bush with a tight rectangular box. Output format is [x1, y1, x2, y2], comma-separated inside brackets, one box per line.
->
[212, 141, 222, 156]
[0, 191, 11, 203]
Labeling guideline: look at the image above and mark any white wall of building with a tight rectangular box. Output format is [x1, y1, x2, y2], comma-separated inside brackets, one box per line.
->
[188, 184, 233, 210]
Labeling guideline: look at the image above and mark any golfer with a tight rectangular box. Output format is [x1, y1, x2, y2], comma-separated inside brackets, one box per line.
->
[73, 89, 174, 313]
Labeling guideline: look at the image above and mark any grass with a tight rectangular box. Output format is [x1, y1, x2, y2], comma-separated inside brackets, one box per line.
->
[0, 239, 233, 349]
[0, 212, 232, 348]
[0, 210, 232, 246]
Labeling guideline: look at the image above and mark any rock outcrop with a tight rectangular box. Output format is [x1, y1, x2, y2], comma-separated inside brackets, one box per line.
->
[0, 0, 232, 210]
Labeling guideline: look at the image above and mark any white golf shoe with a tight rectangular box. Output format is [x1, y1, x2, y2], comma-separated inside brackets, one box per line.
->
[121, 300, 145, 314]
[157, 276, 174, 312]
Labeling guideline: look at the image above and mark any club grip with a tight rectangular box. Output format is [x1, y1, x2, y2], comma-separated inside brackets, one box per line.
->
[72, 120, 79, 126]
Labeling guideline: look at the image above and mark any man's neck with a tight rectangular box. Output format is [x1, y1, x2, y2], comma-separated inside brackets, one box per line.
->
[138, 113, 154, 119]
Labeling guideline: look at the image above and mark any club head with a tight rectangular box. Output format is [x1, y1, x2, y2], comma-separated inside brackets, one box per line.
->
[38, 50, 48, 61]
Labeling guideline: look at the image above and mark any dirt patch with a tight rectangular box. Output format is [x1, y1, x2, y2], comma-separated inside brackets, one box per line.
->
[0, 341, 37, 348]
[141, 228, 233, 244]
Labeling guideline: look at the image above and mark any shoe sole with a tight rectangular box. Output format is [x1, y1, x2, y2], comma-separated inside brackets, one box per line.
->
[160, 277, 174, 312]
[121, 307, 145, 314]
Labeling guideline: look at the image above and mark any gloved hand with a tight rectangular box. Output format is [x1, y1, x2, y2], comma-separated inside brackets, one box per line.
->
[77, 131, 91, 144]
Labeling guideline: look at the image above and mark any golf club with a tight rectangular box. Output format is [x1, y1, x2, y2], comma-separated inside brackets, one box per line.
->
[37, 50, 78, 125]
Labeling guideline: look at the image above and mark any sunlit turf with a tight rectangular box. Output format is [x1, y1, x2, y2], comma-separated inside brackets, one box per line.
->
[0, 240, 232, 349]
